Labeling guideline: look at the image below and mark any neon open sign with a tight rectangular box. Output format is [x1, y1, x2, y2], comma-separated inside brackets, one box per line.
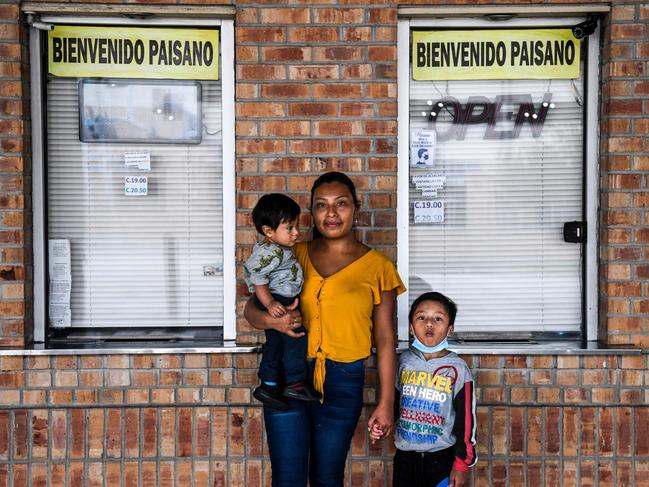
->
[423, 93, 554, 140]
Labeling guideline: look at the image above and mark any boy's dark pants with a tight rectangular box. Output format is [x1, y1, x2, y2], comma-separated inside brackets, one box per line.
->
[393, 447, 454, 487]
[254, 294, 307, 385]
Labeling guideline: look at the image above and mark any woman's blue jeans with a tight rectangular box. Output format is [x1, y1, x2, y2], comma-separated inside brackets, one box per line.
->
[263, 359, 365, 487]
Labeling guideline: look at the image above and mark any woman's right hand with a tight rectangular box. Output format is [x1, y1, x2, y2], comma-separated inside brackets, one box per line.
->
[243, 297, 305, 338]
[274, 298, 304, 337]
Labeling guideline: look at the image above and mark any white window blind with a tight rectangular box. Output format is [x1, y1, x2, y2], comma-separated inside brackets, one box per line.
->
[408, 51, 584, 335]
[46, 78, 224, 328]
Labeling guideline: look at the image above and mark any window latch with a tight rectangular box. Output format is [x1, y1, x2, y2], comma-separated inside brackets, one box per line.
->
[563, 221, 586, 243]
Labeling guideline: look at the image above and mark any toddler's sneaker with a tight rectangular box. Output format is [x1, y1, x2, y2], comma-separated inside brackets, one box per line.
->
[253, 383, 289, 411]
[283, 381, 321, 402]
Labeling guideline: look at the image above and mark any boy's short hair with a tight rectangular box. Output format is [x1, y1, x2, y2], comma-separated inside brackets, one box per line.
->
[252, 193, 301, 235]
[408, 291, 458, 326]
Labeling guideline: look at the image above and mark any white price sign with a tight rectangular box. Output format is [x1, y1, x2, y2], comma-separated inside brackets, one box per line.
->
[414, 200, 444, 224]
[124, 176, 148, 196]
[124, 151, 151, 171]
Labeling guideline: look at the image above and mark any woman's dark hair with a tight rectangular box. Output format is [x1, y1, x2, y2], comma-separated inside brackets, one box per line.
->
[251, 193, 301, 235]
[408, 291, 458, 326]
[310, 171, 360, 239]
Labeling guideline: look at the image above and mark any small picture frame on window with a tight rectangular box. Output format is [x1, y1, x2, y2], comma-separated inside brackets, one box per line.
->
[79, 79, 202, 144]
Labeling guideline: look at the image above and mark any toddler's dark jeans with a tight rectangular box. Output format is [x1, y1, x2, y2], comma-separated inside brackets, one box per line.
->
[254, 293, 307, 385]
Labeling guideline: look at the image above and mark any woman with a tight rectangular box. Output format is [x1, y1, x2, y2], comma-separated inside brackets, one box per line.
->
[244, 171, 405, 487]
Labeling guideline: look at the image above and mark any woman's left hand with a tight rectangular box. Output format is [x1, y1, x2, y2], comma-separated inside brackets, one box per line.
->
[367, 401, 393, 444]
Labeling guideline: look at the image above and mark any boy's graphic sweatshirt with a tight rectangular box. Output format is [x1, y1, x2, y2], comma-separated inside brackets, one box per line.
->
[395, 349, 477, 472]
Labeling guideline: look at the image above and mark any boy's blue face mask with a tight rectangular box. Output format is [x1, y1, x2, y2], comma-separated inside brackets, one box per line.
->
[412, 336, 449, 354]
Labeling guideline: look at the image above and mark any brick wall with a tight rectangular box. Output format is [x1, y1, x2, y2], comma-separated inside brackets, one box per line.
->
[234, 1, 399, 344]
[1, 351, 648, 486]
[601, 1, 649, 348]
[0, 0, 27, 348]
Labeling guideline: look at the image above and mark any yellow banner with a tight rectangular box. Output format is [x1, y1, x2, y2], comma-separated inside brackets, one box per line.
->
[412, 29, 580, 80]
[48, 26, 219, 80]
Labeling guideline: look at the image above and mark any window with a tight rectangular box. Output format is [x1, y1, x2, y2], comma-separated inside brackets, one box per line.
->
[397, 14, 600, 341]
[31, 16, 235, 341]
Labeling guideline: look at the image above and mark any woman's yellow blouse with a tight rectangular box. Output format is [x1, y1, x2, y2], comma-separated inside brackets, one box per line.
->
[294, 242, 406, 395]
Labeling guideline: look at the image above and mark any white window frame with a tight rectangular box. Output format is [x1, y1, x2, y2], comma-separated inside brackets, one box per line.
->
[396, 14, 600, 342]
[31, 16, 236, 342]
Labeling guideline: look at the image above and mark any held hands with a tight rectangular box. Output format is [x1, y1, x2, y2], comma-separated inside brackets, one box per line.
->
[449, 468, 469, 487]
[273, 298, 304, 338]
[267, 300, 287, 318]
[367, 402, 393, 445]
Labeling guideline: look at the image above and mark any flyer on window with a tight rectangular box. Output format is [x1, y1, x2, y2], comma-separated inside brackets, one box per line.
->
[48, 239, 72, 328]
[410, 129, 436, 167]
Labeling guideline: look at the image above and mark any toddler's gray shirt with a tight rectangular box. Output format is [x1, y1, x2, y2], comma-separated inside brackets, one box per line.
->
[244, 241, 303, 298]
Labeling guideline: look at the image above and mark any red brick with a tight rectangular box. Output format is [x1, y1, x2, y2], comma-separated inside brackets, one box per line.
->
[289, 102, 337, 117]
[160, 409, 175, 457]
[239, 176, 285, 192]
[342, 138, 371, 154]
[288, 27, 338, 43]
[611, 24, 646, 39]
[260, 8, 309, 24]
[50, 463, 66, 486]
[635, 81, 649, 96]
[105, 463, 121, 486]
[176, 408, 192, 457]
[313, 121, 353, 136]
[0, 5, 18, 21]
[610, 62, 644, 77]
[608, 137, 644, 153]
[238, 64, 285, 80]
[228, 409, 245, 456]
[343, 27, 372, 42]
[289, 138, 340, 154]
[142, 408, 158, 457]
[262, 46, 310, 62]
[237, 102, 285, 118]
[606, 211, 640, 225]
[0, 80, 21, 97]
[142, 461, 157, 487]
[0, 43, 20, 60]
[236, 27, 285, 43]
[261, 83, 309, 98]
[236, 46, 257, 62]
[343, 64, 372, 79]
[609, 99, 643, 116]
[313, 83, 362, 99]
[50, 411, 67, 459]
[368, 46, 396, 61]
[0, 99, 22, 116]
[364, 121, 397, 136]
[236, 83, 257, 98]
[237, 138, 286, 155]
[260, 121, 310, 137]
[289, 65, 339, 80]
[314, 46, 364, 62]
[105, 409, 122, 458]
[637, 408, 649, 455]
[340, 102, 374, 118]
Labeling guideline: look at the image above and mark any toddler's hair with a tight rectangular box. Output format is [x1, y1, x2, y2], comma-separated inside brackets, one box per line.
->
[252, 193, 301, 235]
[408, 291, 458, 326]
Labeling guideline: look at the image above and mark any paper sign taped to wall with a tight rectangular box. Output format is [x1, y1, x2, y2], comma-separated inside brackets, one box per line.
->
[124, 176, 148, 196]
[411, 129, 436, 167]
[125, 151, 151, 171]
[413, 200, 444, 224]
[48, 239, 72, 328]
